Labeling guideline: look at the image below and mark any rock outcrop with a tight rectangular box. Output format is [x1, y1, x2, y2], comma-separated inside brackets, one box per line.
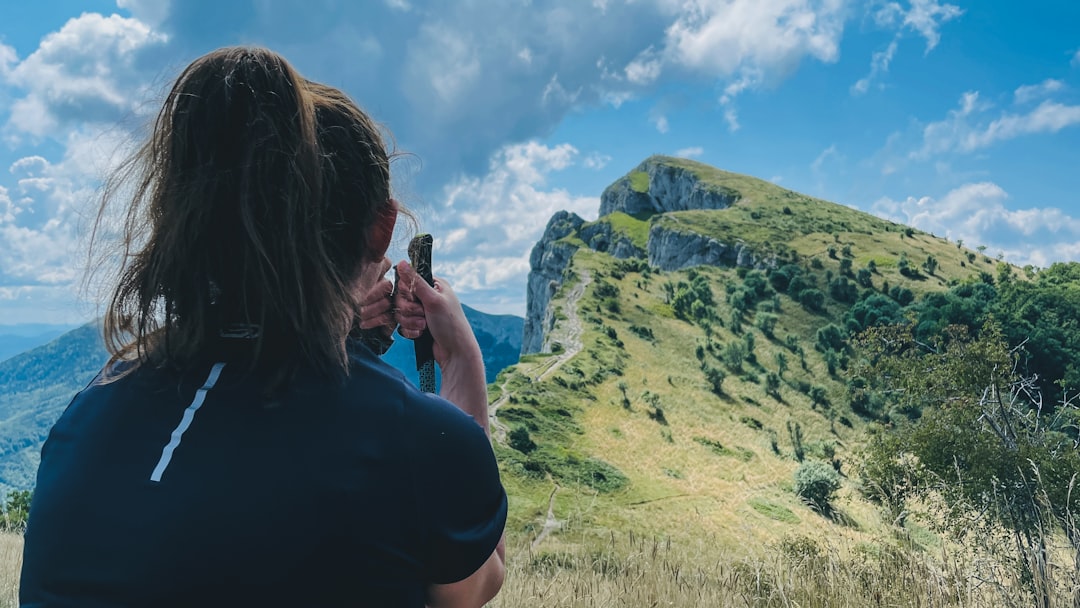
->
[521, 211, 585, 355]
[523, 157, 761, 353]
[648, 224, 764, 272]
[600, 157, 739, 217]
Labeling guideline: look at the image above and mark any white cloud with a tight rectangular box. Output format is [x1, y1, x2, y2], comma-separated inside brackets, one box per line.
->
[1073, 49, 1080, 67]
[431, 141, 599, 314]
[871, 182, 1080, 268]
[911, 91, 1080, 159]
[811, 144, 838, 173]
[583, 152, 612, 169]
[625, 47, 662, 85]
[873, 0, 963, 53]
[722, 107, 740, 132]
[675, 146, 704, 158]
[967, 101, 1080, 149]
[0, 126, 132, 323]
[0, 43, 15, 78]
[1014, 79, 1066, 105]
[661, 0, 847, 76]
[855, 1, 960, 95]
[404, 24, 481, 107]
[653, 114, 670, 133]
[9, 156, 49, 177]
[116, 0, 171, 26]
[3, 12, 167, 137]
[851, 37, 898, 95]
[718, 69, 761, 132]
[0, 186, 14, 224]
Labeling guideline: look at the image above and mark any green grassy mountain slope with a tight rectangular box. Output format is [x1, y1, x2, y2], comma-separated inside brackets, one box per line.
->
[497, 156, 1010, 557]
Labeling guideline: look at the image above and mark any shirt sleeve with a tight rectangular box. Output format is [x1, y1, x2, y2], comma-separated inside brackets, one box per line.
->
[404, 390, 508, 585]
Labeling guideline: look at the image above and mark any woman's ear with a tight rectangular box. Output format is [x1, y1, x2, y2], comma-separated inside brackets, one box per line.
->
[367, 199, 398, 260]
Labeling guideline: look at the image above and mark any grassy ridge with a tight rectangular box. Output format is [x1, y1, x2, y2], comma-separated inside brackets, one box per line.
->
[493, 157, 1038, 594]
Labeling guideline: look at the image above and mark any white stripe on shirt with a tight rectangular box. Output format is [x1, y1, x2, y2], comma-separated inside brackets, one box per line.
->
[149, 362, 226, 482]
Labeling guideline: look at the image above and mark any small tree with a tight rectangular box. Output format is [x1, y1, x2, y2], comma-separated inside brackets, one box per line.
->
[794, 461, 841, 513]
[922, 255, 938, 276]
[703, 365, 726, 396]
[2, 489, 31, 530]
[756, 312, 779, 338]
[766, 372, 782, 398]
[855, 321, 1080, 604]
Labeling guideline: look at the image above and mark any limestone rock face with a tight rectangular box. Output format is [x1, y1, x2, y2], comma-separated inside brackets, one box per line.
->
[521, 211, 584, 355]
[648, 225, 769, 272]
[600, 159, 739, 217]
[523, 158, 762, 352]
[578, 222, 646, 260]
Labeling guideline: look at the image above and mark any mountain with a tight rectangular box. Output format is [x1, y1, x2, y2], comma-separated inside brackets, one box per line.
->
[0, 324, 80, 364]
[499, 155, 1008, 553]
[0, 306, 522, 494]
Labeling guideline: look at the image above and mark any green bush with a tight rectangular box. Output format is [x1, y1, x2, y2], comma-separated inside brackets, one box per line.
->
[794, 461, 841, 512]
[509, 427, 537, 454]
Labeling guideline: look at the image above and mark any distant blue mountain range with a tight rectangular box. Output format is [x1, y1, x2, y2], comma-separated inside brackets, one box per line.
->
[0, 306, 523, 494]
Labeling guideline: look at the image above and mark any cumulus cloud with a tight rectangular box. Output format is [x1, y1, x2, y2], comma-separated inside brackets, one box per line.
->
[661, 0, 846, 75]
[872, 182, 1080, 268]
[3, 12, 168, 138]
[0, 43, 15, 78]
[428, 141, 599, 314]
[912, 91, 1080, 159]
[0, 124, 132, 322]
[0, 0, 913, 321]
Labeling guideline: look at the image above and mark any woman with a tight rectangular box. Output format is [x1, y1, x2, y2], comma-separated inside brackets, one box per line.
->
[19, 47, 506, 607]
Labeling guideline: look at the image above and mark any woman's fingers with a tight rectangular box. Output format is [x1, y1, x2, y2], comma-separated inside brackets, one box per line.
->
[357, 276, 395, 330]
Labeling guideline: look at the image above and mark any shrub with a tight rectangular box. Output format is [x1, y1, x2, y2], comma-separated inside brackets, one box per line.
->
[756, 312, 779, 337]
[797, 288, 826, 312]
[703, 365, 726, 396]
[794, 461, 841, 512]
[509, 427, 537, 454]
[594, 280, 620, 299]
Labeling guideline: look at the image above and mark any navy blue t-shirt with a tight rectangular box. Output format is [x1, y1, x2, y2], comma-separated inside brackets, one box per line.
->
[20, 341, 507, 607]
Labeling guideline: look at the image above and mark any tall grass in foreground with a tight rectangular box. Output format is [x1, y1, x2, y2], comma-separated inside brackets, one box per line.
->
[0, 529, 1076, 606]
[493, 531, 1077, 607]
[0, 533, 20, 608]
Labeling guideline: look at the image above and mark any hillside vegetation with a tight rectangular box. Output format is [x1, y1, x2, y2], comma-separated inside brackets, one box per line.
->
[493, 157, 1079, 605]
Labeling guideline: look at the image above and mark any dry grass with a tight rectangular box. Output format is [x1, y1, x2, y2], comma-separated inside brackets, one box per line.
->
[492, 531, 1073, 608]
[0, 533, 20, 608]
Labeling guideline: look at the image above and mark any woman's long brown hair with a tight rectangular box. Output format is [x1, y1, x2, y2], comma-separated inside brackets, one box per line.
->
[90, 47, 393, 385]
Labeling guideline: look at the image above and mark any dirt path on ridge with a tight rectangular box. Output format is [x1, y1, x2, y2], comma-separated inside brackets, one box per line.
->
[488, 270, 592, 444]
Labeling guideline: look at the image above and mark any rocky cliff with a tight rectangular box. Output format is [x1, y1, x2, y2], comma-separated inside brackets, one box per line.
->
[522, 156, 777, 354]
[599, 157, 739, 216]
[521, 211, 585, 355]
[647, 224, 769, 271]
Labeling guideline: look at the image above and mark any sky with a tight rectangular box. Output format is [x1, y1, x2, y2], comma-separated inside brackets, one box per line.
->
[0, 0, 1078, 324]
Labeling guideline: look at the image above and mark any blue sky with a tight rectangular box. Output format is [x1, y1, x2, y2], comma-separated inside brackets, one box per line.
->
[0, 0, 1078, 324]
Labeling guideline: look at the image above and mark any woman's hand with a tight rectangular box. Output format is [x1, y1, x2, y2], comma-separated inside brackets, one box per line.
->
[394, 260, 488, 429]
[393, 260, 481, 371]
[356, 256, 396, 341]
